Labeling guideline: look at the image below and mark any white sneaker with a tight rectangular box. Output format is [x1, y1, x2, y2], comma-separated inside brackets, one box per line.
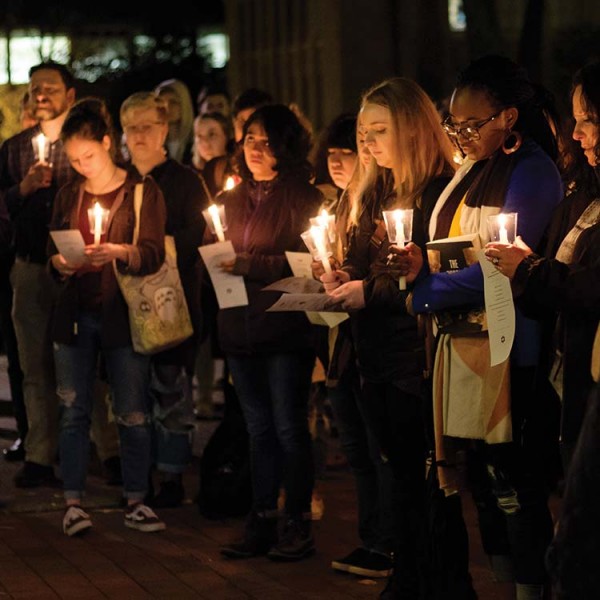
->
[124, 503, 166, 532]
[63, 505, 92, 537]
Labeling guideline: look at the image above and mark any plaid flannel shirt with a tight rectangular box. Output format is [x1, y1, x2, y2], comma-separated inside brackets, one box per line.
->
[0, 124, 75, 263]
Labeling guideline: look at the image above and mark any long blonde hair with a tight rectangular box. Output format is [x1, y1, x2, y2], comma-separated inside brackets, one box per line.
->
[356, 77, 455, 213]
[154, 78, 195, 162]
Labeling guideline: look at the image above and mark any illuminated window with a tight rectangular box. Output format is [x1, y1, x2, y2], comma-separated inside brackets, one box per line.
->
[449, 0, 467, 32]
[198, 33, 229, 69]
[0, 32, 70, 84]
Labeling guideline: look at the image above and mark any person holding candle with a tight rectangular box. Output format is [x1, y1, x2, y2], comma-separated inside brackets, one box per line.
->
[319, 78, 456, 598]
[484, 61, 600, 475]
[406, 56, 563, 599]
[216, 104, 322, 561]
[0, 61, 77, 487]
[48, 98, 167, 536]
[311, 114, 396, 578]
[120, 91, 208, 508]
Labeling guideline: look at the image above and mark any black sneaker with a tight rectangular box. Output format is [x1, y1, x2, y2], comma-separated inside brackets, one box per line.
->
[332, 547, 393, 578]
[221, 511, 278, 559]
[3, 438, 25, 462]
[150, 481, 184, 509]
[267, 517, 315, 561]
[124, 503, 166, 532]
[14, 461, 61, 488]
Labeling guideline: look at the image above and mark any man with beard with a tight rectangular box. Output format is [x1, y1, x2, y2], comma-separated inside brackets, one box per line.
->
[0, 62, 76, 487]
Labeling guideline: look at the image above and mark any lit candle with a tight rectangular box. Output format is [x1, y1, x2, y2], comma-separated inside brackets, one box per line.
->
[393, 209, 405, 247]
[35, 134, 46, 163]
[498, 214, 509, 244]
[316, 208, 336, 243]
[310, 225, 332, 274]
[208, 204, 225, 242]
[393, 209, 407, 290]
[223, 176, 236, 191]
[93, 202, 103, 246]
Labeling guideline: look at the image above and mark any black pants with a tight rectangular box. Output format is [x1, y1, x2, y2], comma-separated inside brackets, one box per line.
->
[360, 378, 427, 597]
[468, 366, 554, 585]
[0, 264, 26, 439]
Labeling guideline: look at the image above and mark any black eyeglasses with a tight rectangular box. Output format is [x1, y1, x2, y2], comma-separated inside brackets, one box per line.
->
[442, 111, 502, 141]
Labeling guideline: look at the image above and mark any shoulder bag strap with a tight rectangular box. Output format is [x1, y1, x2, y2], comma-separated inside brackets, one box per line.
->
[132, 182, 144, 244]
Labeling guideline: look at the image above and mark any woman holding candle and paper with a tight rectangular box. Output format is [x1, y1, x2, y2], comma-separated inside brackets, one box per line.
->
[216, 104, 322, 562]
[320, 78, 456, 598]
[310, 114, 396, 579]
[406, 56, 563, 599]
[484, 62, 600, 476]
[47, 98, 167, 537]
[120, 91, 208, 509]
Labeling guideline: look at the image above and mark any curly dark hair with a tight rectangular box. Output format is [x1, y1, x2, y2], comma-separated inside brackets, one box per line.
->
[236, 104, 313, 182]
[456, 54, 559, 161]
[572, 61, 600, 128]
[566, 61, 600, 195]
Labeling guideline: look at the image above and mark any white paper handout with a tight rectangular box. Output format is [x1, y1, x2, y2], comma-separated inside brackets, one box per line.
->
[198, 241, 248, 309]
[267, 293, 346, 313]
[284, 251, 349, 327]
[284, 251, 314, 279]
[478, 250, 515, 366]
[263, 276, 323, 294]
[50, 230, 86, 265]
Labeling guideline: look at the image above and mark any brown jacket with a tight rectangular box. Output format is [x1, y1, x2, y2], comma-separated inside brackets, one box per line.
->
[48, 172, 166, 348]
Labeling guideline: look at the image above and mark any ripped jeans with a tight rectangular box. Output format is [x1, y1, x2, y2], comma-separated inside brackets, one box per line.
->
[54, 312, 152, 502]
[150, 362, 195, 474]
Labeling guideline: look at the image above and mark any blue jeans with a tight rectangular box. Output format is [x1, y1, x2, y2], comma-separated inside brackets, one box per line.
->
[328, 366, 394, 555]
[150, 362, 195, 474]
[54, 312, 152, 502]
[227, 351, 315, 517]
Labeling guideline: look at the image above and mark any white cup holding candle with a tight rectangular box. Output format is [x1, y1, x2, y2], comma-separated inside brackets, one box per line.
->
[487, 212, 518, 244]
[310, 209, 336, 244]
[382, 208, 414, 290]
[32, 134, 51, 164]
[87, 202, 110, 246]
[203, 204, 227, 242]
[301, 225, 333, 274]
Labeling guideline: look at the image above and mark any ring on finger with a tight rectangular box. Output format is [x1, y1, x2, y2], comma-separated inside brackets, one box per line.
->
[492, 257, 500, 266]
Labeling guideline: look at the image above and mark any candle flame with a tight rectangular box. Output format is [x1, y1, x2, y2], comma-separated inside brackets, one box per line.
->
[224, 176, 236, 191]
[498, 213, 507, 227]
[207, 204, 219, 218]
[317, 209, 329, 228]
[93, 201, 103, 218]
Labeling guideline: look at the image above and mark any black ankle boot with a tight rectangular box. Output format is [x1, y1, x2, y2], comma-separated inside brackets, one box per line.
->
[267, 516, 315, 561]
[151, 481, 185, 508]
[221, 511, 278, 559]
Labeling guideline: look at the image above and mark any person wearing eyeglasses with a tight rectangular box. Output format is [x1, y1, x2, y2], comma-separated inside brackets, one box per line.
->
[120, 92, 208, 508]
[406, 55, 563, 599]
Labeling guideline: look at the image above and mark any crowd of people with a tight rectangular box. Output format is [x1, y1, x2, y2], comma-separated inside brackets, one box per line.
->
[0, 54, 598, 600]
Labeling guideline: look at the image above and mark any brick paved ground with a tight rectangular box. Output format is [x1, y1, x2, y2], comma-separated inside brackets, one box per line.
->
[0, 356, 560, 599]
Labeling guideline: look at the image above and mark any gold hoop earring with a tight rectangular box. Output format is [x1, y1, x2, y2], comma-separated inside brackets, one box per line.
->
[502, 130, 522, 155]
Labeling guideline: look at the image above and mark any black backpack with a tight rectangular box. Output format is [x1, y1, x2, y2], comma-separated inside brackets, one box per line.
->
[197, 382, 252, 519]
